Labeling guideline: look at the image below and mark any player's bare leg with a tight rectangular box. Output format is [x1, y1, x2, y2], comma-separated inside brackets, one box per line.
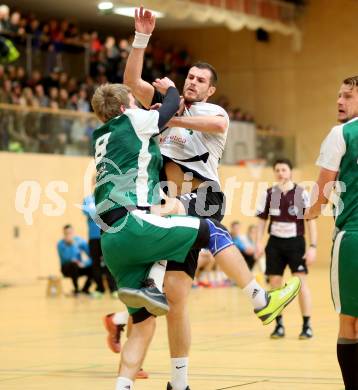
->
[116, 316, 156, 390]
[165, 272, 192, 390]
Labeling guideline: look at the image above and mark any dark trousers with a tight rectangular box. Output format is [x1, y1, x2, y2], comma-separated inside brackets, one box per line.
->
[61, 262, 92, 293]
[242, 252, 256, 270]
[89, 238, 117, 293]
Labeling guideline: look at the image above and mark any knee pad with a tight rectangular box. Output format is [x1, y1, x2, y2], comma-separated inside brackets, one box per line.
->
[206, 219, 234, 256]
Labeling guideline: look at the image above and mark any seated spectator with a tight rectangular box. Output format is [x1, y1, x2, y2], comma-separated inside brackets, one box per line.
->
[195, 250, 231, 288]
[230, 221, 256, 270]
[57, 224, 93, 295]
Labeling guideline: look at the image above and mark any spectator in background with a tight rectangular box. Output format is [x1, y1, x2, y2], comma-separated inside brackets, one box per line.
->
[89, 31, 102, 77]
[16, 66, 27, 88]
[42, 68, 60, 94]
[57, 224, 93, 295]
[27, 18, 42, 49]
[0, 4, 10, 32]
[26, 69, 42, 89]
[34, 83, 49, 107]
[48, 86, 59, 105]
[8, 11, 24, 35]
[241, 225, 258, 252]
[230, 221, 256, 270]
[104, 35, 119, 82]
[77, 88, 90, 112]
[82, 177, 117, 298]
[0, 78, 12, 102]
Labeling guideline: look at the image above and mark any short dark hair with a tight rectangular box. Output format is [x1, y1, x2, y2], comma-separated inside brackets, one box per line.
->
[231, 220, 240, 227]
[191, 62, 218, 86]
[273, 158, 293, 170]
[63, 224, 72, 230]
[343, 76, 358, 89]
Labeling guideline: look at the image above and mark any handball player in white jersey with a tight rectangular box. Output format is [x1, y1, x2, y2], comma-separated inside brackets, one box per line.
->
[107, 7, 230, 390]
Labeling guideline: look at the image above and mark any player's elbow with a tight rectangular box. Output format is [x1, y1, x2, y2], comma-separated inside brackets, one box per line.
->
[217, 124, 226, 134]
[214, 119, 227, 134]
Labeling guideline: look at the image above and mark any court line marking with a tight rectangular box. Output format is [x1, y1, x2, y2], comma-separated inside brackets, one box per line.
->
[216, 380, 269, 389]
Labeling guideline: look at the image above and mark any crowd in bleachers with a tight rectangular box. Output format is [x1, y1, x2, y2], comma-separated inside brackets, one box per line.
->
[0, 4, 265, 154]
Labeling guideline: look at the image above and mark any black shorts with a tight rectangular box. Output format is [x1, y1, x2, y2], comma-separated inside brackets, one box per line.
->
[166, 185, 226, 279]
[265, 235, 307, 276]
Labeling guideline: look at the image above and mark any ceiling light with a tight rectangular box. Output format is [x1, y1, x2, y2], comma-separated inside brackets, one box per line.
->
[98, 2, 114, 10]
[113, 7, 165, 18]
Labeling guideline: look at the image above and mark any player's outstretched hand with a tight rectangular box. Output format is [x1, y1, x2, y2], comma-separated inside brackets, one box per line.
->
[135, 6, 156, 34]
[152, 77, 176, 95]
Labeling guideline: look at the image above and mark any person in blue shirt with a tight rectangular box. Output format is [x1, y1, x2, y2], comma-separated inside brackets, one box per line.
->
[57, 224, 93, 295]
[83, 192, 117, 297]
[230, 221, 256, 270]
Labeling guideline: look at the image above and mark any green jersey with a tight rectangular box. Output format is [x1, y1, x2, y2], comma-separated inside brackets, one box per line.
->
[316, 117, 358, 230]
[92, 109, 162, 215]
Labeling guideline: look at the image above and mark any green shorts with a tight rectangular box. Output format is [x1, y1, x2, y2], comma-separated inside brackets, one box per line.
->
[331, 230, 358, 317]
[100, 210, 200, 314]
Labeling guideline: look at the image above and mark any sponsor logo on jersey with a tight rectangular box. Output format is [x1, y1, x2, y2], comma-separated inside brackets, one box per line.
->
[288, 205, 299, 216]
[159, 134, 187, 147]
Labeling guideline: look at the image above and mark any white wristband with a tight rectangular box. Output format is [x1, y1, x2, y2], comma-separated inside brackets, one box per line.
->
[132, 31, 151, 49]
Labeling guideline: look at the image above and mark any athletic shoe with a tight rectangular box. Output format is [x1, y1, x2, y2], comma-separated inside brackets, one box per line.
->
[117, 279, 169, 316]
[299, 326, 313, 340]
[270, 324, 285, 339]
[103, 313, 125, 353]
[136, 368, 149, 379]
[167, 383, 190, 390]
[255, 276, 301, 325]
[198, 280, 211, 288]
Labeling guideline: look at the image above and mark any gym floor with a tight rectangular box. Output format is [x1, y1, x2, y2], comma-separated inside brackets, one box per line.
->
[1, 267, 343, 390]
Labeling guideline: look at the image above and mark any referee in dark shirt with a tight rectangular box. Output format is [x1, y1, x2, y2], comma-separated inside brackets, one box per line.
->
[256, 159, 317, 339]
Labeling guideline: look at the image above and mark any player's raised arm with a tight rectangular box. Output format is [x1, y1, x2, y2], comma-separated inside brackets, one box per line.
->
[154, 77, 180, 130]
[124, 7, 156, 109]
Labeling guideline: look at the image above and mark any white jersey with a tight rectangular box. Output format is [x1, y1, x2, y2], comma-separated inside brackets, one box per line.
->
[159, 102, 230, 185]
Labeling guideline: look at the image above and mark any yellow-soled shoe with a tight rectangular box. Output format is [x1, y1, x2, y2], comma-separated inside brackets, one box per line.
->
[255, 276, 301, 325]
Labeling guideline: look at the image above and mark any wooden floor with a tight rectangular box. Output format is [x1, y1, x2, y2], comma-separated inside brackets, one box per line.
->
[1, 267, 343, 390]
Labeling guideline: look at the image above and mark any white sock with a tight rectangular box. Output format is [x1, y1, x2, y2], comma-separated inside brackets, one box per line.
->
[242, 279, 267, 309]
[148, 260, 167, 292]
[171, 357, 188, 390]
[116, 377, 133, 390]
[112, 311, 129, 325]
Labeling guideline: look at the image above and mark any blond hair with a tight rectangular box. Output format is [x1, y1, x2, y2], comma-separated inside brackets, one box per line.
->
[91, 83, 131, 122]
